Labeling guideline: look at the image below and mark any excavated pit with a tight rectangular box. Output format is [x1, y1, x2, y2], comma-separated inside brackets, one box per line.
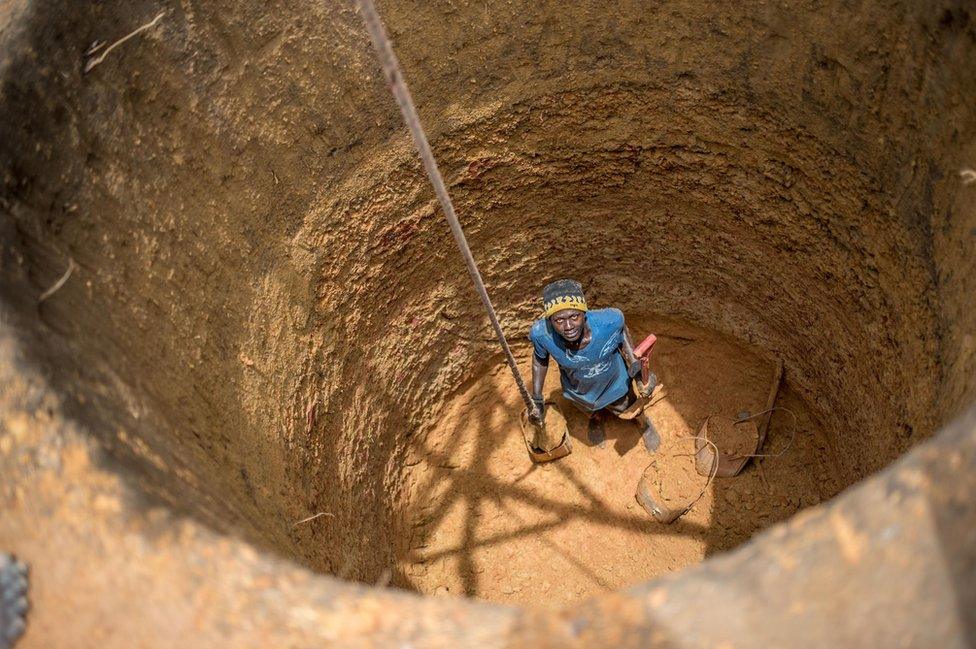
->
[2, 0, 975, 623]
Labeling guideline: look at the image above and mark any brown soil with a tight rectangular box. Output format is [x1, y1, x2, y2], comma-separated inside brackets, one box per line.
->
[1, 1, 975, 644]
[643, 436, 709, 507]
[704, 417, 761, 459]
[400, 316, 841, 606]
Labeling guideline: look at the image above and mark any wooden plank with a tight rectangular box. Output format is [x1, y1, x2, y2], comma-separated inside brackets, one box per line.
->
[757, 358, 785, 450]
[754, 359, 784, 492]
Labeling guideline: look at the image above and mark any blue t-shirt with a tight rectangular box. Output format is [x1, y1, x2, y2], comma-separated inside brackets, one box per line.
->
[529, 308, 630, 412]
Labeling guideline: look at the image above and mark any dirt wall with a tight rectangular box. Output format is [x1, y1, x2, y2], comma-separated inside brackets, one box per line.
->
[1, 0, 975, 643]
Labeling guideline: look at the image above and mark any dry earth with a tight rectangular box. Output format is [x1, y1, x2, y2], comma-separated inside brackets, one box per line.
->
[1, 0, 975, 646]
[403, 316, 840, 605]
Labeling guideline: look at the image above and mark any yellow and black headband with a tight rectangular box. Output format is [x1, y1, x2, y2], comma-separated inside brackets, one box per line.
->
[542, 279, 588, 318]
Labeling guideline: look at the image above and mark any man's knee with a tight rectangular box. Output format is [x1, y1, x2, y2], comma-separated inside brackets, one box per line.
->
[604, 391, 635, 417]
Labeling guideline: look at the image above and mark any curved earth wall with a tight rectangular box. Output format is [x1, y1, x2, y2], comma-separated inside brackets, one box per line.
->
[0, 0, 974, 646]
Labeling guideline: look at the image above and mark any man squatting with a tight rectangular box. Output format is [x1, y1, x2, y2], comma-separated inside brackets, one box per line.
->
[528, 279, 659, 451]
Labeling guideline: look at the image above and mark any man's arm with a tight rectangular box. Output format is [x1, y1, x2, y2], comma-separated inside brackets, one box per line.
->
[619, 324, 642, 377]
[529, 355, 548, 424]
[531, 355, 548, 397]
[620, 322, 657, 397]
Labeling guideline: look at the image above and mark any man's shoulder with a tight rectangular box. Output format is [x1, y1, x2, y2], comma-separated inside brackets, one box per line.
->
[529, 318, 550, 342]
[589, 307, 624, 328]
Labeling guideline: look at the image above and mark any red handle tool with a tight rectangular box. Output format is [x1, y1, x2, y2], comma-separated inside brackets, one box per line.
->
[634, 334, 657, 385]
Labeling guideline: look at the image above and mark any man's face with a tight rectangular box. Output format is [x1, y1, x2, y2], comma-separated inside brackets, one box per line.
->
[549, 309, 585, 342]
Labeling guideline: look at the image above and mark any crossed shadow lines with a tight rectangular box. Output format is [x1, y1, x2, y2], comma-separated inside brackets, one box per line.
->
[395, 318, 853, 603]
[399, 366, 707, 597]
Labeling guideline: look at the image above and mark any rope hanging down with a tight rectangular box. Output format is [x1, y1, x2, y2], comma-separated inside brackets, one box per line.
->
[358, 0, 540, 421]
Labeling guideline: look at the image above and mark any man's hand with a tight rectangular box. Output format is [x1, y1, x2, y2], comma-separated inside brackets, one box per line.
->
[528, 395, 546, 426]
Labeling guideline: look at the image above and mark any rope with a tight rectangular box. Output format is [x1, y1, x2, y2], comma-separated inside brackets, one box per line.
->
[672, 434, 721, 518]
[357, 0, 539, 420]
